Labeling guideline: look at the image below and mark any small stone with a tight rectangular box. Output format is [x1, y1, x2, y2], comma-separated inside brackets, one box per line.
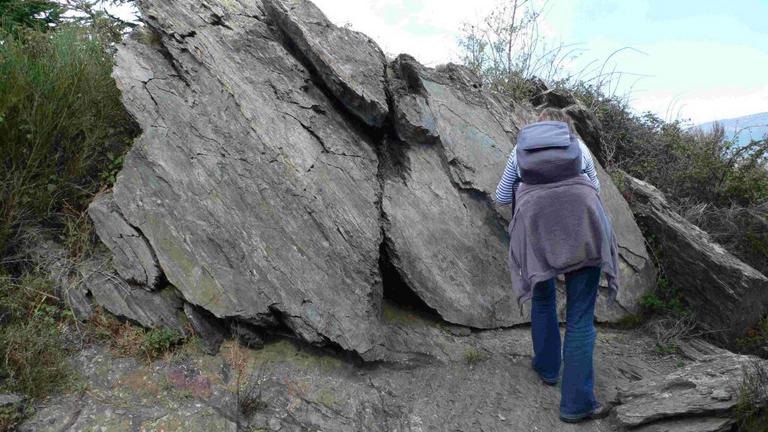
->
[269, 417, 282, 431]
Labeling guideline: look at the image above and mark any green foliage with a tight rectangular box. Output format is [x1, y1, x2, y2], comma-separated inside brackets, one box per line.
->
[141, 327, 184, 359]
[0, 25, 136, 259]
[0, 0, 63, 34]
[735, 361, 768, 432]
[0, 271, 73, 399]
[99, 152, 125, 187]
[639, 273, 689, 318]
[85, 308, 185, 362]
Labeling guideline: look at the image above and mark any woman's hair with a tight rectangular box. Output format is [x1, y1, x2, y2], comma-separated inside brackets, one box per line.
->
[536, 108, 583, 141]
[537, 108, 573, 130]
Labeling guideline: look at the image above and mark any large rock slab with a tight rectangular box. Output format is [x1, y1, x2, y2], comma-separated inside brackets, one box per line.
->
[264, 0, 389, 127]
[624, 174, 768, 345]
[593, 162, 656, 321]
[381, 140, 520, 327]
[88, 192, 162, 289]
[613, 352, 766, 429]
[110, 0, 383, 355]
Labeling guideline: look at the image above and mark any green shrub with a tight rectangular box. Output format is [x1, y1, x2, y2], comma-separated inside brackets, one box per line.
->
[0, 0, 62, 34]
[0, 25, 135, 259]
[0, 271, 73, 399]
[141, 327, 184, 359]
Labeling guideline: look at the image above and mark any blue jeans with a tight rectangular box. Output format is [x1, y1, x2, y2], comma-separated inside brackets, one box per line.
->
[530, 266, 601, 418]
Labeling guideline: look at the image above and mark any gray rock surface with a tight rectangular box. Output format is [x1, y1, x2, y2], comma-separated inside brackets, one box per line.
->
[20, 307, 760, 432]
[624, 174, 768, 346]
[264, 0, 389, 127]
[111, 0, 383, 355]
[19, 230, 93, 320]
[613, 351, 766, 429]
[87, 192, 162, 289]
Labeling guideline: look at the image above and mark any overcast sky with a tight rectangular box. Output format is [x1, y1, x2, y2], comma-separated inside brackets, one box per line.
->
[112, 0, 768, 125]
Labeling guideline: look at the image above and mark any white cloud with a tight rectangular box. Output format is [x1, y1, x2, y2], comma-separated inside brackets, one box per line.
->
[312, 0, 499, 65]
[632, 85, 768, 125]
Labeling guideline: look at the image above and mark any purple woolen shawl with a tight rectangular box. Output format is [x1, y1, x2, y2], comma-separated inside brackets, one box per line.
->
[507, 175, 619, 306]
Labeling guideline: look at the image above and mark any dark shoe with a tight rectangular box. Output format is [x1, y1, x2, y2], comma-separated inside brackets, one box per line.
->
[531, 358, 558, 386]
[559, 402, 612, 423]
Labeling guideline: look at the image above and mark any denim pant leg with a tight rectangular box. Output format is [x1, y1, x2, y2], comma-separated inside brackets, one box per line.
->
[560, 266, 601, 417]
[531, 278, 560, 382]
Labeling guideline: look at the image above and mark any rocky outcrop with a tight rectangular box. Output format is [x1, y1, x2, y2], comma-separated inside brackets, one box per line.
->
[624, 174, 768, 346]
[89, 0, 655, 355]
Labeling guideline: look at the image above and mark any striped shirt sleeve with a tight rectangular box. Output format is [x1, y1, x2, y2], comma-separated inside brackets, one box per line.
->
[579, 139, 601, 192]
[495, 152, 520, 205]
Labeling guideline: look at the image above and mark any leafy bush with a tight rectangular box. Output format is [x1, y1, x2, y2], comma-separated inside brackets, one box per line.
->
[0, 25, 136, 260]
[0, 0, 62, 34]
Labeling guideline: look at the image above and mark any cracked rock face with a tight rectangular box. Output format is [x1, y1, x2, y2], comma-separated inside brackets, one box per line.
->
[263, 0, 389, 128]
[110, 0, 382, 355]
[87, 192, 163, 289]
[91, 0, 656, 354]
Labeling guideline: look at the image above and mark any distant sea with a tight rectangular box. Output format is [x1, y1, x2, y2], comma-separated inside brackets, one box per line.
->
[696, 112, 768, 147]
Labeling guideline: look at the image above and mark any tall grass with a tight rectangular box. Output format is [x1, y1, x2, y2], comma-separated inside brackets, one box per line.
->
[0, 271, 73, 399]
[0, 26, 135, 261]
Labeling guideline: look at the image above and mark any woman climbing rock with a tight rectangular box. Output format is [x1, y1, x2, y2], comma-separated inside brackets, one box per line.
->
[495, 108, 620, 423]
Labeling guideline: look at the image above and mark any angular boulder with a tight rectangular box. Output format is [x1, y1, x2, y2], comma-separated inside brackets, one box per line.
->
[624, 174, 768, 345]
[110, 0, 383, 355]
[264, 0, 389, 127]
[88, 192, 163, 289]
